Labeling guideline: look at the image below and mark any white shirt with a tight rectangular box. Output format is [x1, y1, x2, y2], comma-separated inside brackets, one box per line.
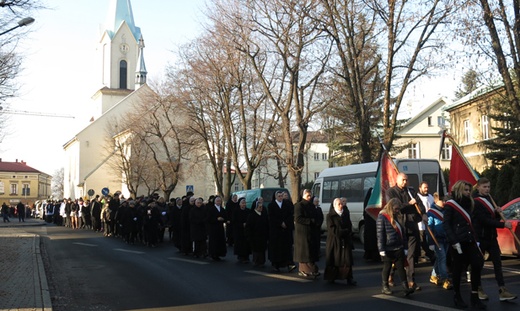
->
[417, 193, 434, 230]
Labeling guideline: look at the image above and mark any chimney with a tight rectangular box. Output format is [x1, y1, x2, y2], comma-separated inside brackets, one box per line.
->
[21, 160, 26, 165]
[16, 159, 18, 162]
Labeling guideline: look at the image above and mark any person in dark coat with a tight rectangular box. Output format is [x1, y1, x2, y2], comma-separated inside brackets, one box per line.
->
[121, 200, 139, 244]
[16, 201, 25, 222]
[232, 198, 251, 263]
[181, 194, 195, 255]
[324, 198, 356, 284]
[311, 196, 324, 263]
[246, 197, 269, 267]
[1, 202, 9, 223]
[171, 197, 183, 251]
[443, 180, 485, 309]
[472, 177, 516, 301]
[294, 189, 319, 277]
[190, 198, 208, 258]
[377, 198, 414, 297]
[386, 172, 424, 291]
[268, 190, 295, 272]
[143, 202, 161, 247]
[91, 195, 102, 232]
[207, 196, 227, 261]
[226, 194, 239, 247]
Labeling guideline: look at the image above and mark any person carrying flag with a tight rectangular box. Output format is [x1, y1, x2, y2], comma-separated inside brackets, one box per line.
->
[443, 180, 486, 309]
[386, 172, 425, 291]
[472, 178, 517, 302]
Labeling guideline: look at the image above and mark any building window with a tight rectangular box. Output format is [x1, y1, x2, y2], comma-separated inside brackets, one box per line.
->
[234, 183, 240, 192]
[441, 143, 452, 160]
[464, 119, 472, 144]
[481, 115, 489, 140]
[314, 172, 320, 180]
[408, 142, 420, 159]
[437, 116, 445, 127]
[119, 60, 128, 89]
[428, 116, 433, 126]
[22, 184, 30, 196]
[321, 153, 328, 161]
[10, 183, 17, 195]
[314, 153, 319, 161]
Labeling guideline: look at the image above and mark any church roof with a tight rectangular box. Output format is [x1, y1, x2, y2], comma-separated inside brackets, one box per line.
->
[104, 0, 142, 42]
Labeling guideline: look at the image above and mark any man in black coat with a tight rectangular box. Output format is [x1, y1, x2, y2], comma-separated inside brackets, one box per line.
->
[386, 172, 424, 291]
[473, 178, 516, 301]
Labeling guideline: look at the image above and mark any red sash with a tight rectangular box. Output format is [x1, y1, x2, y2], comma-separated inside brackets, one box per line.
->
[474, 197, 495, 218]
[428, 208, 444, 222]
[446, 199, 471, 225]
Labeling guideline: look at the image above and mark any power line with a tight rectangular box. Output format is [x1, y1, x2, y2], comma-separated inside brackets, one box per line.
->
[1, 109, 75, 119]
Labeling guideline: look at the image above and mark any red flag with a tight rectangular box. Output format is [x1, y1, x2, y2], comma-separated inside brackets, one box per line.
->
[365, 151, 399, 220]
[443, 132, 479, 192]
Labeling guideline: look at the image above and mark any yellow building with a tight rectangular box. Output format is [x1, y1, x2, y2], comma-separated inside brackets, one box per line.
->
[0, 159, 52, 207]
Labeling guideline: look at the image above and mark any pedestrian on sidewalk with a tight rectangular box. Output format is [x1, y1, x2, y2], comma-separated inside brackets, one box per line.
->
[16, 201, 25, 222]
[2, 202, 10, 222]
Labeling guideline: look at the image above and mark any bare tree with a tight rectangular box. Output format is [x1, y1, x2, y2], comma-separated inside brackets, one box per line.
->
[318, 0, 384, 163]
[366, 0, 454, 150]
[210, 0, 333, 200]
[459, 1, 520, 116]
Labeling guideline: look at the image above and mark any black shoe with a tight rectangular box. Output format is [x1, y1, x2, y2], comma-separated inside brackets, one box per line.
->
[471, 293, 487, 310]
[347, 278, 357, 286]
[454, 293, 468, 309]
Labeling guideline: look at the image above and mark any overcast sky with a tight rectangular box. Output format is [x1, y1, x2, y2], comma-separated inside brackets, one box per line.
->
[0, 0, 456, 176]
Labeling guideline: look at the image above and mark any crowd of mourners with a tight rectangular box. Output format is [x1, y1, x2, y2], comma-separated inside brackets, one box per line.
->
[38, 178, 518, 309]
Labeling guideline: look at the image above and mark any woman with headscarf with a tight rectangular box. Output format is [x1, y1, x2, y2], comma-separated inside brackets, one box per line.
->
[246, 197, 269, 267]
[190, 197, 208, 258]
[324, 198, 355, 285]
[232, 197, 251, 263]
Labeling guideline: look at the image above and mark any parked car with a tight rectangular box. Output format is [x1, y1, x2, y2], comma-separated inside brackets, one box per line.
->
[497, 197, 520, 257]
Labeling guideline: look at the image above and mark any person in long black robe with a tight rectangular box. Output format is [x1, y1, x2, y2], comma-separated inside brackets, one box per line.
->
[207, 196, 227, 261]
[181, 195, 195, 255]
[170, 197, 183, 251]
[268, 191, 295, 272]
[190, 198, 208, 258]
[226, 194, 239, 247]
[246, 198, 269, 267]
[324, 198, 356, 285]
[232, 198, 251, 263]
[363, 187, 381, 261]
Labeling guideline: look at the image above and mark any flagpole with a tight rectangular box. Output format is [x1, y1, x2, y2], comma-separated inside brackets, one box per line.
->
[378, 137, 441, 249]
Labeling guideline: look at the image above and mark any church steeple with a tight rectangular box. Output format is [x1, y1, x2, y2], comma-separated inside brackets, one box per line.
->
[93, 0, 147, 117]
[135, 35, 147, 88]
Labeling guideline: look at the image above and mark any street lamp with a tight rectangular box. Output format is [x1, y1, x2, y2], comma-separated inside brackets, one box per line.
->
[0, 17, 35, 36]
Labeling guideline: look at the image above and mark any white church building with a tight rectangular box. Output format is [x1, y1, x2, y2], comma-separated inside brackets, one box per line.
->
[63, 0, 154, 199]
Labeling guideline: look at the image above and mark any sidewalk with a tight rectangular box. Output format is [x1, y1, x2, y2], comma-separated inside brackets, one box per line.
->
[0, 217, 52, 311]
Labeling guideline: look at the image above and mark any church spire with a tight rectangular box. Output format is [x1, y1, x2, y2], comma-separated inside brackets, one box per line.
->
[135, 35, 147, 88]
[105, 0, 141, 41]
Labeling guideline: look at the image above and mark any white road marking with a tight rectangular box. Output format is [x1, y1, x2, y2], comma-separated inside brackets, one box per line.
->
[245, 270, 314, 283]
[72, 242, 98, 247]
[372, 294, 460, 311]
[168, 257, 210, 265]
[114, 248, 145, 254]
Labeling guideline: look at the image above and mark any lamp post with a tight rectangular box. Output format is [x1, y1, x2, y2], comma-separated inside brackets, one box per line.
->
[0, 17, 35, 36]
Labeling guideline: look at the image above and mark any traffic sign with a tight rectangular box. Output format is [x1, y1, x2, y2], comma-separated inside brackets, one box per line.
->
[87, 189, 95, 196]
[101, 187, 110, 196]
[186, 185, 194, 193]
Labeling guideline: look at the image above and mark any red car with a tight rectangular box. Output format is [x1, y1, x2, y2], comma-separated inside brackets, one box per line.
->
[497, 197, 520, 257]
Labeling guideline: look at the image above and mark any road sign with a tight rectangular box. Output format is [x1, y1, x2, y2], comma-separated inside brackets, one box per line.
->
[101, 187, 110, 196]
[186, 185, 194, 193]
[87, 189, 95, 196]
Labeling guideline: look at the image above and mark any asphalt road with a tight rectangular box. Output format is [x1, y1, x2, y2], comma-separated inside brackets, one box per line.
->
[25, 225, 520, 311]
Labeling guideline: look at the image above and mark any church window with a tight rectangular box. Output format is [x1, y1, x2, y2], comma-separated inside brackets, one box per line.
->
[119, 60, 128, 89]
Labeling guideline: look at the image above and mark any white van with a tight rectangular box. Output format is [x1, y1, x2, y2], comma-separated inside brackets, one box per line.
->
[311, 159, 447, 242]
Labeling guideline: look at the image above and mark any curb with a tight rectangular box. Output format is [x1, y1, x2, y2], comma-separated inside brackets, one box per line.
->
[33, 233, 53, 311]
